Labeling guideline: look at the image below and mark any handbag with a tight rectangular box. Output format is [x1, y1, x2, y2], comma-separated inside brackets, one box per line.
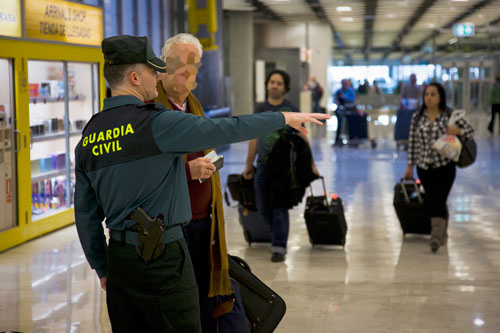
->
[432, 109, 477, 168]
[457, 136, 477, 168]
[225, 173, 257, 210]
[228, 255, 286, 333]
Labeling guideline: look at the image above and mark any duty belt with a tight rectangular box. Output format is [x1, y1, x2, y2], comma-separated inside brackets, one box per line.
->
[109, 225, 183, 246]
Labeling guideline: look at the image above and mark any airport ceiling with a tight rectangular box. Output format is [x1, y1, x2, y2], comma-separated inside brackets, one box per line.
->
[223, 0, 500, 63]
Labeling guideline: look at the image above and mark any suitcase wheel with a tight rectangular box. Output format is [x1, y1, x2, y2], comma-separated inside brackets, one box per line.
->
[243, 230, 252, 245]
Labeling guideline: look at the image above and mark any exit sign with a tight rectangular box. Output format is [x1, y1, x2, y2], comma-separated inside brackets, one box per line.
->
[453, 23, 475, 37]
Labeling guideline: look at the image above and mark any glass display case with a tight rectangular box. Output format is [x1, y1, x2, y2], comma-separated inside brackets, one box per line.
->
[28, 61, 99, 221]
[0, 58, 17, 231]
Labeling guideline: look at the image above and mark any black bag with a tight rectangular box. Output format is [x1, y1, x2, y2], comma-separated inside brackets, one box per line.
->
[238, 205, 271, 245]
[393, 179, 430, 235]
[227, 173, 257, 210]
[264, 132, 317, 209]
[228, 255, 286, 333]
[457, 136, 477, 168]
[304, 177, 347, 246]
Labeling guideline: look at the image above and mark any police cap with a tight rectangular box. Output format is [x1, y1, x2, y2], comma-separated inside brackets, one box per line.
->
[102, 35, 166, 73]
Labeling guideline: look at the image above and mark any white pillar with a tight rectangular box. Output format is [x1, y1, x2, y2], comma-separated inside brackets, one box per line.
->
[227, 11, 254, 116]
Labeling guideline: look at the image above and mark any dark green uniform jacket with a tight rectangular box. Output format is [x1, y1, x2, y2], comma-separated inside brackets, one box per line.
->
[74, 95, 285, 278]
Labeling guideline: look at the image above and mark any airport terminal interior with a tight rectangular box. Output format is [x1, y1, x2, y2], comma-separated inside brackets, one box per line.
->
[1, 0, 500, 332]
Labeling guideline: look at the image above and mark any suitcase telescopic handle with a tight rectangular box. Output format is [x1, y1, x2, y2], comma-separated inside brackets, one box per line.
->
[310, 176, 329, 205]
[399, 178, 423, 204]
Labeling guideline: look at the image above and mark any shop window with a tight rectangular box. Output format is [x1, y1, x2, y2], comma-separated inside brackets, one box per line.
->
[28, 60, 99, 221]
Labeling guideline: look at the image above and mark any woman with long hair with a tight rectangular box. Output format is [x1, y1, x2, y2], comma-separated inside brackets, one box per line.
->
[403, 82, 474, 253]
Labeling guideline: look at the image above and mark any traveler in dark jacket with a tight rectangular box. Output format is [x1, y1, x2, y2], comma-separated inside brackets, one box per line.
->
[243, 69, 320, 262]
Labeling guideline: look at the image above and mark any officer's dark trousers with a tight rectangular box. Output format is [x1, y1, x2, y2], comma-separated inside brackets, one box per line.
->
[184, 217, 218, 333]
[106, 237, 201, 332]
[417, 162, 456, 219]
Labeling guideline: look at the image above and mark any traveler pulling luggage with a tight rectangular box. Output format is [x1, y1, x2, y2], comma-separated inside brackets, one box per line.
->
[304, 177, 348, 246]
[393, 179, 431, 235]
[228, 255, 286, 333]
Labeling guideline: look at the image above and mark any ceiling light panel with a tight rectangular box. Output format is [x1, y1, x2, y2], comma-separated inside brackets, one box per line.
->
[412, 0, 485, 31]
[341, 31, 364, 47]
[222, 0, 255, 11]
[261, 0, 318, 22]
[468, 2, 500, 27]
[374, 0, 422, 34]
[401, 31, 434, 46]
[321, 0, 364, 31]
[372, 32, 400, 48]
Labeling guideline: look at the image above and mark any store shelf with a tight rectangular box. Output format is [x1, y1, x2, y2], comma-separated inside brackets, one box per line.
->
[32, 131, 82, 143]
[31, 168, 75, 183]
[29, 95, 85, 104]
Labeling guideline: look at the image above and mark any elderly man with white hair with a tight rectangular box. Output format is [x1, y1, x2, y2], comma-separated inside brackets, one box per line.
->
[153, 33, 241, 332]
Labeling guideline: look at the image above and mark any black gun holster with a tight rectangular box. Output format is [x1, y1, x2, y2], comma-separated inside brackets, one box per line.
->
[131, 207, 166, 262]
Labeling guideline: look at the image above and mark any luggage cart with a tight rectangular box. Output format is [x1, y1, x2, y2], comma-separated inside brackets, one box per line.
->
[334, 105, 368, 147]
[394, 108, 417, 150]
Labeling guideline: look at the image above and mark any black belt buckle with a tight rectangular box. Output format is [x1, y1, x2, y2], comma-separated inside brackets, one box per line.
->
[120, 230, 126, 244]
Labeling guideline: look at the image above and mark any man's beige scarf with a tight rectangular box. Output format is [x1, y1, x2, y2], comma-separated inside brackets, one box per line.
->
[154, 81, 232, 296]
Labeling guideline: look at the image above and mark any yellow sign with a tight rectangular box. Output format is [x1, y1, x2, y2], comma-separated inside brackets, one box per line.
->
[188, 0, 218, 51]
[25, 0, 103, 46]
[0, 0, 21, 38]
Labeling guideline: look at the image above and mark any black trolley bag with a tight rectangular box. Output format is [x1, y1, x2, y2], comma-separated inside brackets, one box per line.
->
[304, 176, 347, 246]
[225, 174, 271, 244]
[238, 205, 271, 245]
[228, 255, 286, 333]
[393, 179, 431, 235]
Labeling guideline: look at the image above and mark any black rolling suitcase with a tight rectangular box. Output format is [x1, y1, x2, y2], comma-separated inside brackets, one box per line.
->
[228, 255, 286, 333]
[304, 177, 347, 246]
[238, 205, 271, 245]
[393, 179, 430, 235]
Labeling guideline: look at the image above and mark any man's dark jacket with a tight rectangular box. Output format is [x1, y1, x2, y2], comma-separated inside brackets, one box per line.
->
[264, 132, 317, 208]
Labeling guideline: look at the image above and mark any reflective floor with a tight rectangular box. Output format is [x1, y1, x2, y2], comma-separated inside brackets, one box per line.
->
[1, 128, 500, 332]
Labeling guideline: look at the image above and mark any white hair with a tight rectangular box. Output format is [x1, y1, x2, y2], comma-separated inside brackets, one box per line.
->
[161, 33, 203, 60]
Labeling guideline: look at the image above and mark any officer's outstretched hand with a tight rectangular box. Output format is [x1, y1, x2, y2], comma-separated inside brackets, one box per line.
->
[189, 158, 216, 180]
[282, 112, 329, 135]
[100, 277, 107, 291]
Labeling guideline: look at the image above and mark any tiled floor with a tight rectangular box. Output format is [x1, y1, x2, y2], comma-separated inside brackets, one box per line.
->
[1, 128, 500, 332]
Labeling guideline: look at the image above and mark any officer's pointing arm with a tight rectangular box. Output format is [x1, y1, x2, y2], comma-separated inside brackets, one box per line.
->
[281, 112, 329, 135]
[151, 110, 328, 154]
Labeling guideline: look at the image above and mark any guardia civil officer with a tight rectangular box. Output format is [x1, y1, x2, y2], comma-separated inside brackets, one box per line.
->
[74, 35, 329, 332]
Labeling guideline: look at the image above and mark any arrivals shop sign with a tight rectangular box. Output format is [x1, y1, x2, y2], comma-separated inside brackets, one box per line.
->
[25, 0, 102, 46]
[0, 0, 21, 38]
